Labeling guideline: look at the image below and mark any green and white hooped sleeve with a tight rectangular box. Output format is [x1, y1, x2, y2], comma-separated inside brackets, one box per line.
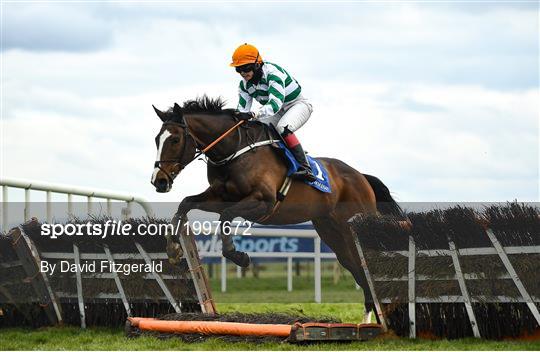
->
[256, 73, 286, 119]
[237, 81, 253, 113]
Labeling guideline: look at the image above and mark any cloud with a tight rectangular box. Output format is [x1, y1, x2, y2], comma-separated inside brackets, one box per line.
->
[4, 77, 537, 202]
[3, 3, 112, 52]
[4, 3, 537, 91]
[299, 80, 538, 201]
[2, 3, 538, 204]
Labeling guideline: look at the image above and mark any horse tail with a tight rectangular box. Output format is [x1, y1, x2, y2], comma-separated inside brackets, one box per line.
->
[363, 174, 404, 217]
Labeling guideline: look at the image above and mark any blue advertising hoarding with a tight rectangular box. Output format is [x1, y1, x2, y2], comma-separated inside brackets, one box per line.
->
[195, 224, 333, 263]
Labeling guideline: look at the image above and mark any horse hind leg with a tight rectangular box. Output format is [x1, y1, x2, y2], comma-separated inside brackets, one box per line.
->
[363, 311, 374, 324]
[312, 217, 378, 323]
[335, 219, 381, 323]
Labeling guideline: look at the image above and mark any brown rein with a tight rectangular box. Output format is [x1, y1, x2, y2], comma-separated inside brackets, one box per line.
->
[201, 120, 245, 153]
[155, 119, 246, 176]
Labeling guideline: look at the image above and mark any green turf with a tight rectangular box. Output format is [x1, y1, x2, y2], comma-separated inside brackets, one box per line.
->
[209, 262, 364, 303]
[1, 303, 539, 350]
[1, 265, 539, 350]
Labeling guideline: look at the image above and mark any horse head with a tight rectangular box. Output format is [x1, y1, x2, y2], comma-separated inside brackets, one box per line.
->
[151, 103, 198, 193]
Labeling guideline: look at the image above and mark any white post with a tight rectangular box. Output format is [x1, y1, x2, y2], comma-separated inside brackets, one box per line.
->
[221, 257, 227, 293]
[67, 193, 73, 216]
[485, 228, 540, 326]
[314, 236, 321, 303]
[46, 191, 52, 223]
[236, 265, 242, 279]
[87, 196, 92, 215]
[24, 188, 30, 222]
[122, 201, 132, 220]
[408, 236, 416, 339]
[287, 256, 293, 292]
[449, 240, 481, 338]
[73, 244, 86, 328]
[2, 186, 7, 232]
[353, 236, 388, 332]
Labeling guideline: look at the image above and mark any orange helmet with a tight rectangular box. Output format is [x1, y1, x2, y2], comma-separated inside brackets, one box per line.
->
[230, 43, 263, 67]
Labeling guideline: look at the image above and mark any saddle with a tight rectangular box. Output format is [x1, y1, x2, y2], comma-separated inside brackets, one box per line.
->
[257, 123, 332, 194]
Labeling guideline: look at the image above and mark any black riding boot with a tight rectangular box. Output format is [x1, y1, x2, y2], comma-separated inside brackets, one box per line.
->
[290, 144, 317, 182]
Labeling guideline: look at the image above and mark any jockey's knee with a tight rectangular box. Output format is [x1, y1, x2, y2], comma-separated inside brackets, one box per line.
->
[276, 103, 312, 133]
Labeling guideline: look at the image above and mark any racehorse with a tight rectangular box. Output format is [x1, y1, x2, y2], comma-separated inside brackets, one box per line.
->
[151, 96, 404, 320]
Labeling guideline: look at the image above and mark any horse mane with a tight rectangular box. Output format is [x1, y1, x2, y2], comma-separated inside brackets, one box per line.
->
[158, 96, 235, 124]
[181, 96, 233, 114]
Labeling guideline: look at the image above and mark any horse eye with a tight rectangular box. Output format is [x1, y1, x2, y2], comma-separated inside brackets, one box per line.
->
[171, 137, 180, 144]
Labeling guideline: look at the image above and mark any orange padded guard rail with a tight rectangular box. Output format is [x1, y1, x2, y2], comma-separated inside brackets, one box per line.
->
[128, 317, 291, 337]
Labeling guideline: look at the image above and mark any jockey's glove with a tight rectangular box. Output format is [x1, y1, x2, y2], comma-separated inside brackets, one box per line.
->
[234, 111, 255, 121]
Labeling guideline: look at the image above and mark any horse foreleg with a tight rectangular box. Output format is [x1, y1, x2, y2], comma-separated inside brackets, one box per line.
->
[218, 195, 274, 267]
[167, 187, 226, 264]
[175, 187, 225, 220]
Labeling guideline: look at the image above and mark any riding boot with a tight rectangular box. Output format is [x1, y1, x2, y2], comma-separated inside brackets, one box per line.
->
[280, 127, 317, 182]
[289, 144, 317, 183]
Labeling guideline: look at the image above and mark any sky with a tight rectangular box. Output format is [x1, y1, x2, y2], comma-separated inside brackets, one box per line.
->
[1, 1, 538, 208]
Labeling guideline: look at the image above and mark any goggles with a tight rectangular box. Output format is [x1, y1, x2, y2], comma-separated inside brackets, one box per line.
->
[235, 63, 256, 73]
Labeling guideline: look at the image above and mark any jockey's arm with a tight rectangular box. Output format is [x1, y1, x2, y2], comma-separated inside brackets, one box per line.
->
[237, 81, 253, 113]
[256, 73, 286, 119]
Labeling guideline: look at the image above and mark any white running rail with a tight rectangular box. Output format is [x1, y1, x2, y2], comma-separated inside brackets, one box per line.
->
[0, 178, 335, 303]
[1, 178, 154, 231]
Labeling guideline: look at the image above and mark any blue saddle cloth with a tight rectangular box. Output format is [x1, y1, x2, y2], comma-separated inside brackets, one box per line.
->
[276, 141, 332, 193]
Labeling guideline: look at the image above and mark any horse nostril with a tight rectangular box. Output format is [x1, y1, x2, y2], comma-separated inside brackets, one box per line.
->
[156, 178, 168, 188]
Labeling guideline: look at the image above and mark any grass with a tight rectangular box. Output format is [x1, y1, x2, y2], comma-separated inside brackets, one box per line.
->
[209, 261, 364, 303]
[1, 303, 539, 350]
[1, 264, 539, 350]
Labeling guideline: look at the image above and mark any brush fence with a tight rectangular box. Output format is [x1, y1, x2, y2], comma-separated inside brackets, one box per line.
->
[0, 218, 214, 328]
[351, 204, 540, 339]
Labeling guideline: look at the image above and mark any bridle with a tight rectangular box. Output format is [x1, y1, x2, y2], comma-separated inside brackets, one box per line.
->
[153, 121, 197, 185]
[153, 119, 246, 185]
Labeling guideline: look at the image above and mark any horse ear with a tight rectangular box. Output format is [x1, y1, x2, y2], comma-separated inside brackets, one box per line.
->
[173, 103, 182, 117]
[153, 105, 168, 122]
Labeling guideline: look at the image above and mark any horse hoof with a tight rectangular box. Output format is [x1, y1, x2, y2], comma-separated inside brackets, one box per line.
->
[398, 219, 413, 232]
[166, 241, 183, 264]
[224, 251, 251, 268]
[168, 257, 181, 265]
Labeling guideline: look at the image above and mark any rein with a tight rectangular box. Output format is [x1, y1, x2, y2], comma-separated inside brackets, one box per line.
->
[154, 119, 246, 183]
[201, 120, 245, 153]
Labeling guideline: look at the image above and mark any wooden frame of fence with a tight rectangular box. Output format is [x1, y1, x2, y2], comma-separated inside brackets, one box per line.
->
[1, 219, 216, 327]
[354, 225, 540, 339]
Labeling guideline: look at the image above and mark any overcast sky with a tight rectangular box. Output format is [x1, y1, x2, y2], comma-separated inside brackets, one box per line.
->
[1, 1, 538, 207]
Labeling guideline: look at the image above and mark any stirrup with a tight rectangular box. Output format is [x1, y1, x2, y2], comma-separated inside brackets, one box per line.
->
[293, 168, 317, 183]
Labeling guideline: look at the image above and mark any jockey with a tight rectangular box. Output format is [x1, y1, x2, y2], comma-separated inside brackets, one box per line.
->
[230, 43, 317, 183]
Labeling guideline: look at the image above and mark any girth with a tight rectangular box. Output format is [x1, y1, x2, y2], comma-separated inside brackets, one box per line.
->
[203, 122, 293, 222]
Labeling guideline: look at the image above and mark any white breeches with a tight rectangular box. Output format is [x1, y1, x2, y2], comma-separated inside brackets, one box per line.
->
[258, 95, 313, 135]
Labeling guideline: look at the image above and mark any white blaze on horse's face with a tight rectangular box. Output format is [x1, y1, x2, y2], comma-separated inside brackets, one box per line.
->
[152, 130, 172, 192]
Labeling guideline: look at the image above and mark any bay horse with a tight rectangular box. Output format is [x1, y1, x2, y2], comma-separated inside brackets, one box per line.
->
[151, 96, 404, 319]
